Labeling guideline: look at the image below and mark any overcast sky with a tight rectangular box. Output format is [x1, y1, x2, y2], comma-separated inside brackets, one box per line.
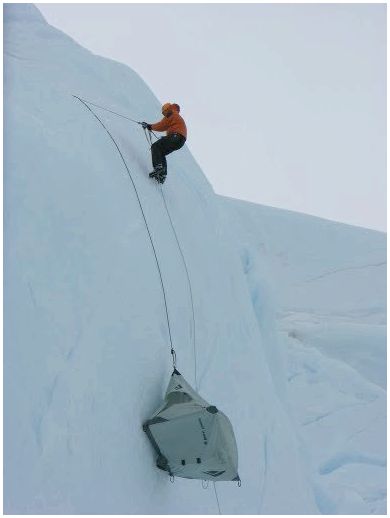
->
[37, 3, 386, 231]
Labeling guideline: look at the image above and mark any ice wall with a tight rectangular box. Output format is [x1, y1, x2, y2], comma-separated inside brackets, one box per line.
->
[4, 4, 317, 514]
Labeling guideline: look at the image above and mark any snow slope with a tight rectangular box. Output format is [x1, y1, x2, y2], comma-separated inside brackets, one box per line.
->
[223, 198, 386, 514]
[4, 4, 317, 514]
[4, 4, 386, 514]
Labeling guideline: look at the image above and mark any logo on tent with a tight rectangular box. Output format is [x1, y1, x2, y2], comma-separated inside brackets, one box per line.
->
[198, 418, 208, 445]
[203, 470, 226, 477]
[174, 384, 183, 390]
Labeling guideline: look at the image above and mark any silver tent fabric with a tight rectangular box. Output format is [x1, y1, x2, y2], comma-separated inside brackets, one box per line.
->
[143, 369, 240, 482]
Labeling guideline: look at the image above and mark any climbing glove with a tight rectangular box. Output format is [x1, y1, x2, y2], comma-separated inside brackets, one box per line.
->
[141, 122, 152, 130]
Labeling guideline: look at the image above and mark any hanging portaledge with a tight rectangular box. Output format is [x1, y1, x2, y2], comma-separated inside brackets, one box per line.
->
[143, 369, 240, 483]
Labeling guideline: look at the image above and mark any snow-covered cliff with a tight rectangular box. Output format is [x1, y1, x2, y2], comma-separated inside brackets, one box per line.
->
[4, 4, 386, 514]
[223, 198, 386, 514]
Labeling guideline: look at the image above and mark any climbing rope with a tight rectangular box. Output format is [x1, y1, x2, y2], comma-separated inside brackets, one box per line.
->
[159, 187, 197, 389]
[144, 129, 222, 514]
[213, 481, 222, 514]
[73, 95, 177, 370]
[74, 99, 227, 512]
[74, 96, 159, 139]
[144, 129, 198, 391]
[73, 95, 142, 124]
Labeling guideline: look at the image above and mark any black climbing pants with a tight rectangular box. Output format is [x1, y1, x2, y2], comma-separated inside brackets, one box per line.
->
[151, 133, 186, 174]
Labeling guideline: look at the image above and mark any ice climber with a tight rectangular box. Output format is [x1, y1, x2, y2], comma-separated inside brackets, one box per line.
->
[142, 103, 187, 184]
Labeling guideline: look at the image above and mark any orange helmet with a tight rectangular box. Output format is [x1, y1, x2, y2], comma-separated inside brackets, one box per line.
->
[161, 103, 172, 115]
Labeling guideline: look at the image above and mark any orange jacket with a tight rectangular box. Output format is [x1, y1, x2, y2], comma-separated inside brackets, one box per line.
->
[151, 106, 187, 139]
